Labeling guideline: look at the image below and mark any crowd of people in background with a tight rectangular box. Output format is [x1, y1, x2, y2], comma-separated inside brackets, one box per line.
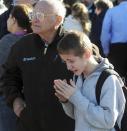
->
[0, 0, 127, 131]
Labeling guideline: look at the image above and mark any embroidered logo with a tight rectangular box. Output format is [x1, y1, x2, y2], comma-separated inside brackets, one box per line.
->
[23, 57, 36, 62]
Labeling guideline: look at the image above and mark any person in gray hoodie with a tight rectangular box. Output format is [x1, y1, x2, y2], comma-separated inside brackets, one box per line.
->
[54, 31, 125, 131]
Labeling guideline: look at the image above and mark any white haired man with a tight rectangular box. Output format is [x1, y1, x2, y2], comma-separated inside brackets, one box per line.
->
[3, 0, 74, 131]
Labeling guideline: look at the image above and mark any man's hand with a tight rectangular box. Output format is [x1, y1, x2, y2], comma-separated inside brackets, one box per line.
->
[13, 97, 25, 117]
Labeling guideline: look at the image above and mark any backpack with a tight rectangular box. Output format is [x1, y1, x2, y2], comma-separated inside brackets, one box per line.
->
[74, 69, 127, 131]
[96, 69, 127, 131]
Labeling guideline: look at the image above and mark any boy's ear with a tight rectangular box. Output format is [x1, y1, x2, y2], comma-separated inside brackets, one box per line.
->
[83, 49, 91, 59]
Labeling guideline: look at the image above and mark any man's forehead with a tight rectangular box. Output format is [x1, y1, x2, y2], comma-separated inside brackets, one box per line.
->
[34, 1, 53, 13]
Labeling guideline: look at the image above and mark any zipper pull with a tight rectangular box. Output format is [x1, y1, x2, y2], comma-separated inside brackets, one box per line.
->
[44, 44, 48, 55]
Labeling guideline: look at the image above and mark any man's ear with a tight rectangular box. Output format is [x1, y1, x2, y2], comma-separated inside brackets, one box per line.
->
[54, 15, 62, 28]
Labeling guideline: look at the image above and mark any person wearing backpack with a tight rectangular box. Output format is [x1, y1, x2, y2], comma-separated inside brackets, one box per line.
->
[54, 31, 126, 131]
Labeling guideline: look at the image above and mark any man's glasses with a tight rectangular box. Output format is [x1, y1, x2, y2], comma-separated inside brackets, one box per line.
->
[28, 12, 56, 21]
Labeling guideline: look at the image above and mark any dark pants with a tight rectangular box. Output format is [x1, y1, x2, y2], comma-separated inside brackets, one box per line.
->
[0, 96, 17, 131]
[16, 107, 42, 131]
[16, 107, 74, 131]
[108, 43, 127, 84]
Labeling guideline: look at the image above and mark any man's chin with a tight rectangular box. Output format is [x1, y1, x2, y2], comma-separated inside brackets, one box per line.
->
[32, 30, 40, 34]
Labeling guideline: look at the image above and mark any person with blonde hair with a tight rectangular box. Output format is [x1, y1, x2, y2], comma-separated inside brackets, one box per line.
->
[63, 2, 91, 35]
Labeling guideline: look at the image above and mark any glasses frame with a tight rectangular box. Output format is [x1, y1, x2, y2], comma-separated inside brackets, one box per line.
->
[29, 12, 56, 21]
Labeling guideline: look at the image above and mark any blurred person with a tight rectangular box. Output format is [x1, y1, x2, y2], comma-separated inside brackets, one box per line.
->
[63, 0, 80, 16]
[81, 0, 96, 20]
[3, 0, 74, 131]
[64, 3, 71, 16]
[95, 0, 113, 14]
[0, 4, 32, 131]
[90, 0, 113, 56]
[3, 0, 12, 8]
[0, 0, 7, 15]
[54, 31, 125, 131]
[0, 0, 37, 39]
[63, 0, 80, 6]
[0, 0, 13, 39]
[101, 0, 127, 84]
[63, 2, 91, 35]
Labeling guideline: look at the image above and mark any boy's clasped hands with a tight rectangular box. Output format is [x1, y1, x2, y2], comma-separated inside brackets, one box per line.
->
[54, 79, 77, 103]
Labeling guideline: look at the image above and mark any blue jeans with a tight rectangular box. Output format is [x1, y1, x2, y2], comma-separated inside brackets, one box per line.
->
[0, 96, 17, 131]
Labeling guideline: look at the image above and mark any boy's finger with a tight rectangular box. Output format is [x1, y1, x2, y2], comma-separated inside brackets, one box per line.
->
[70, 79, 76, 88]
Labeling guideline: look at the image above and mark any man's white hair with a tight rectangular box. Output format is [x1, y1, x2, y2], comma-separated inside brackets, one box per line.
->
[38, 0, 66, 23]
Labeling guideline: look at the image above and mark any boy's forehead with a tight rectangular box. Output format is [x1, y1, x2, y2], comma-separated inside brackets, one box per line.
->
[61, 53, 77, 59]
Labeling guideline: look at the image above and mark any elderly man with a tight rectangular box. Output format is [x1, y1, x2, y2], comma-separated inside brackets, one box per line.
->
[3, 0, 74, 131]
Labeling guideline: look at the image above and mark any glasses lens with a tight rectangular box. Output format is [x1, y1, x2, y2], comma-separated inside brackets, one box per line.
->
[29, 12, 44, 21]
[36, 12, 44, 20]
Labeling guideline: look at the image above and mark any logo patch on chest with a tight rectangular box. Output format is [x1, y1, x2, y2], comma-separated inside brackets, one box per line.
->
[23, 57, 36, 62]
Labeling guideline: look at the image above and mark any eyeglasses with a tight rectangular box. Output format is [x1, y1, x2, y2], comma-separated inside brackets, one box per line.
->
[28, 12, 56, 21]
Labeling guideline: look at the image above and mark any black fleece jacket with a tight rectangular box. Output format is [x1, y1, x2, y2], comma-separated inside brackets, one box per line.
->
[3, 27, 74, 131]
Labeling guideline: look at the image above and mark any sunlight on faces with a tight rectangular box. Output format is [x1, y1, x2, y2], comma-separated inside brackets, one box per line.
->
[60, 52, 89, 76]
[31, 1, 57, 34]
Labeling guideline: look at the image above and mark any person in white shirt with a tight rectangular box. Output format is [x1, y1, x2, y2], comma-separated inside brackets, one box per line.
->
[63, 2, 91, 35]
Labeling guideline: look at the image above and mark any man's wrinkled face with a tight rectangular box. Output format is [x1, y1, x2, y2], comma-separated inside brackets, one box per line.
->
[31, 1, 57, 35]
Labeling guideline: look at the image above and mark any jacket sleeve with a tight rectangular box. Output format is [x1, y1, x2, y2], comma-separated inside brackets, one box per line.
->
[0, 35, 12, 93]
[69, 75, 125, 129]
[101, 9, 112, 56]
[0, 12, 9, 39]
[3, 45, 23, 108]
[62, 102, 75, 119]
